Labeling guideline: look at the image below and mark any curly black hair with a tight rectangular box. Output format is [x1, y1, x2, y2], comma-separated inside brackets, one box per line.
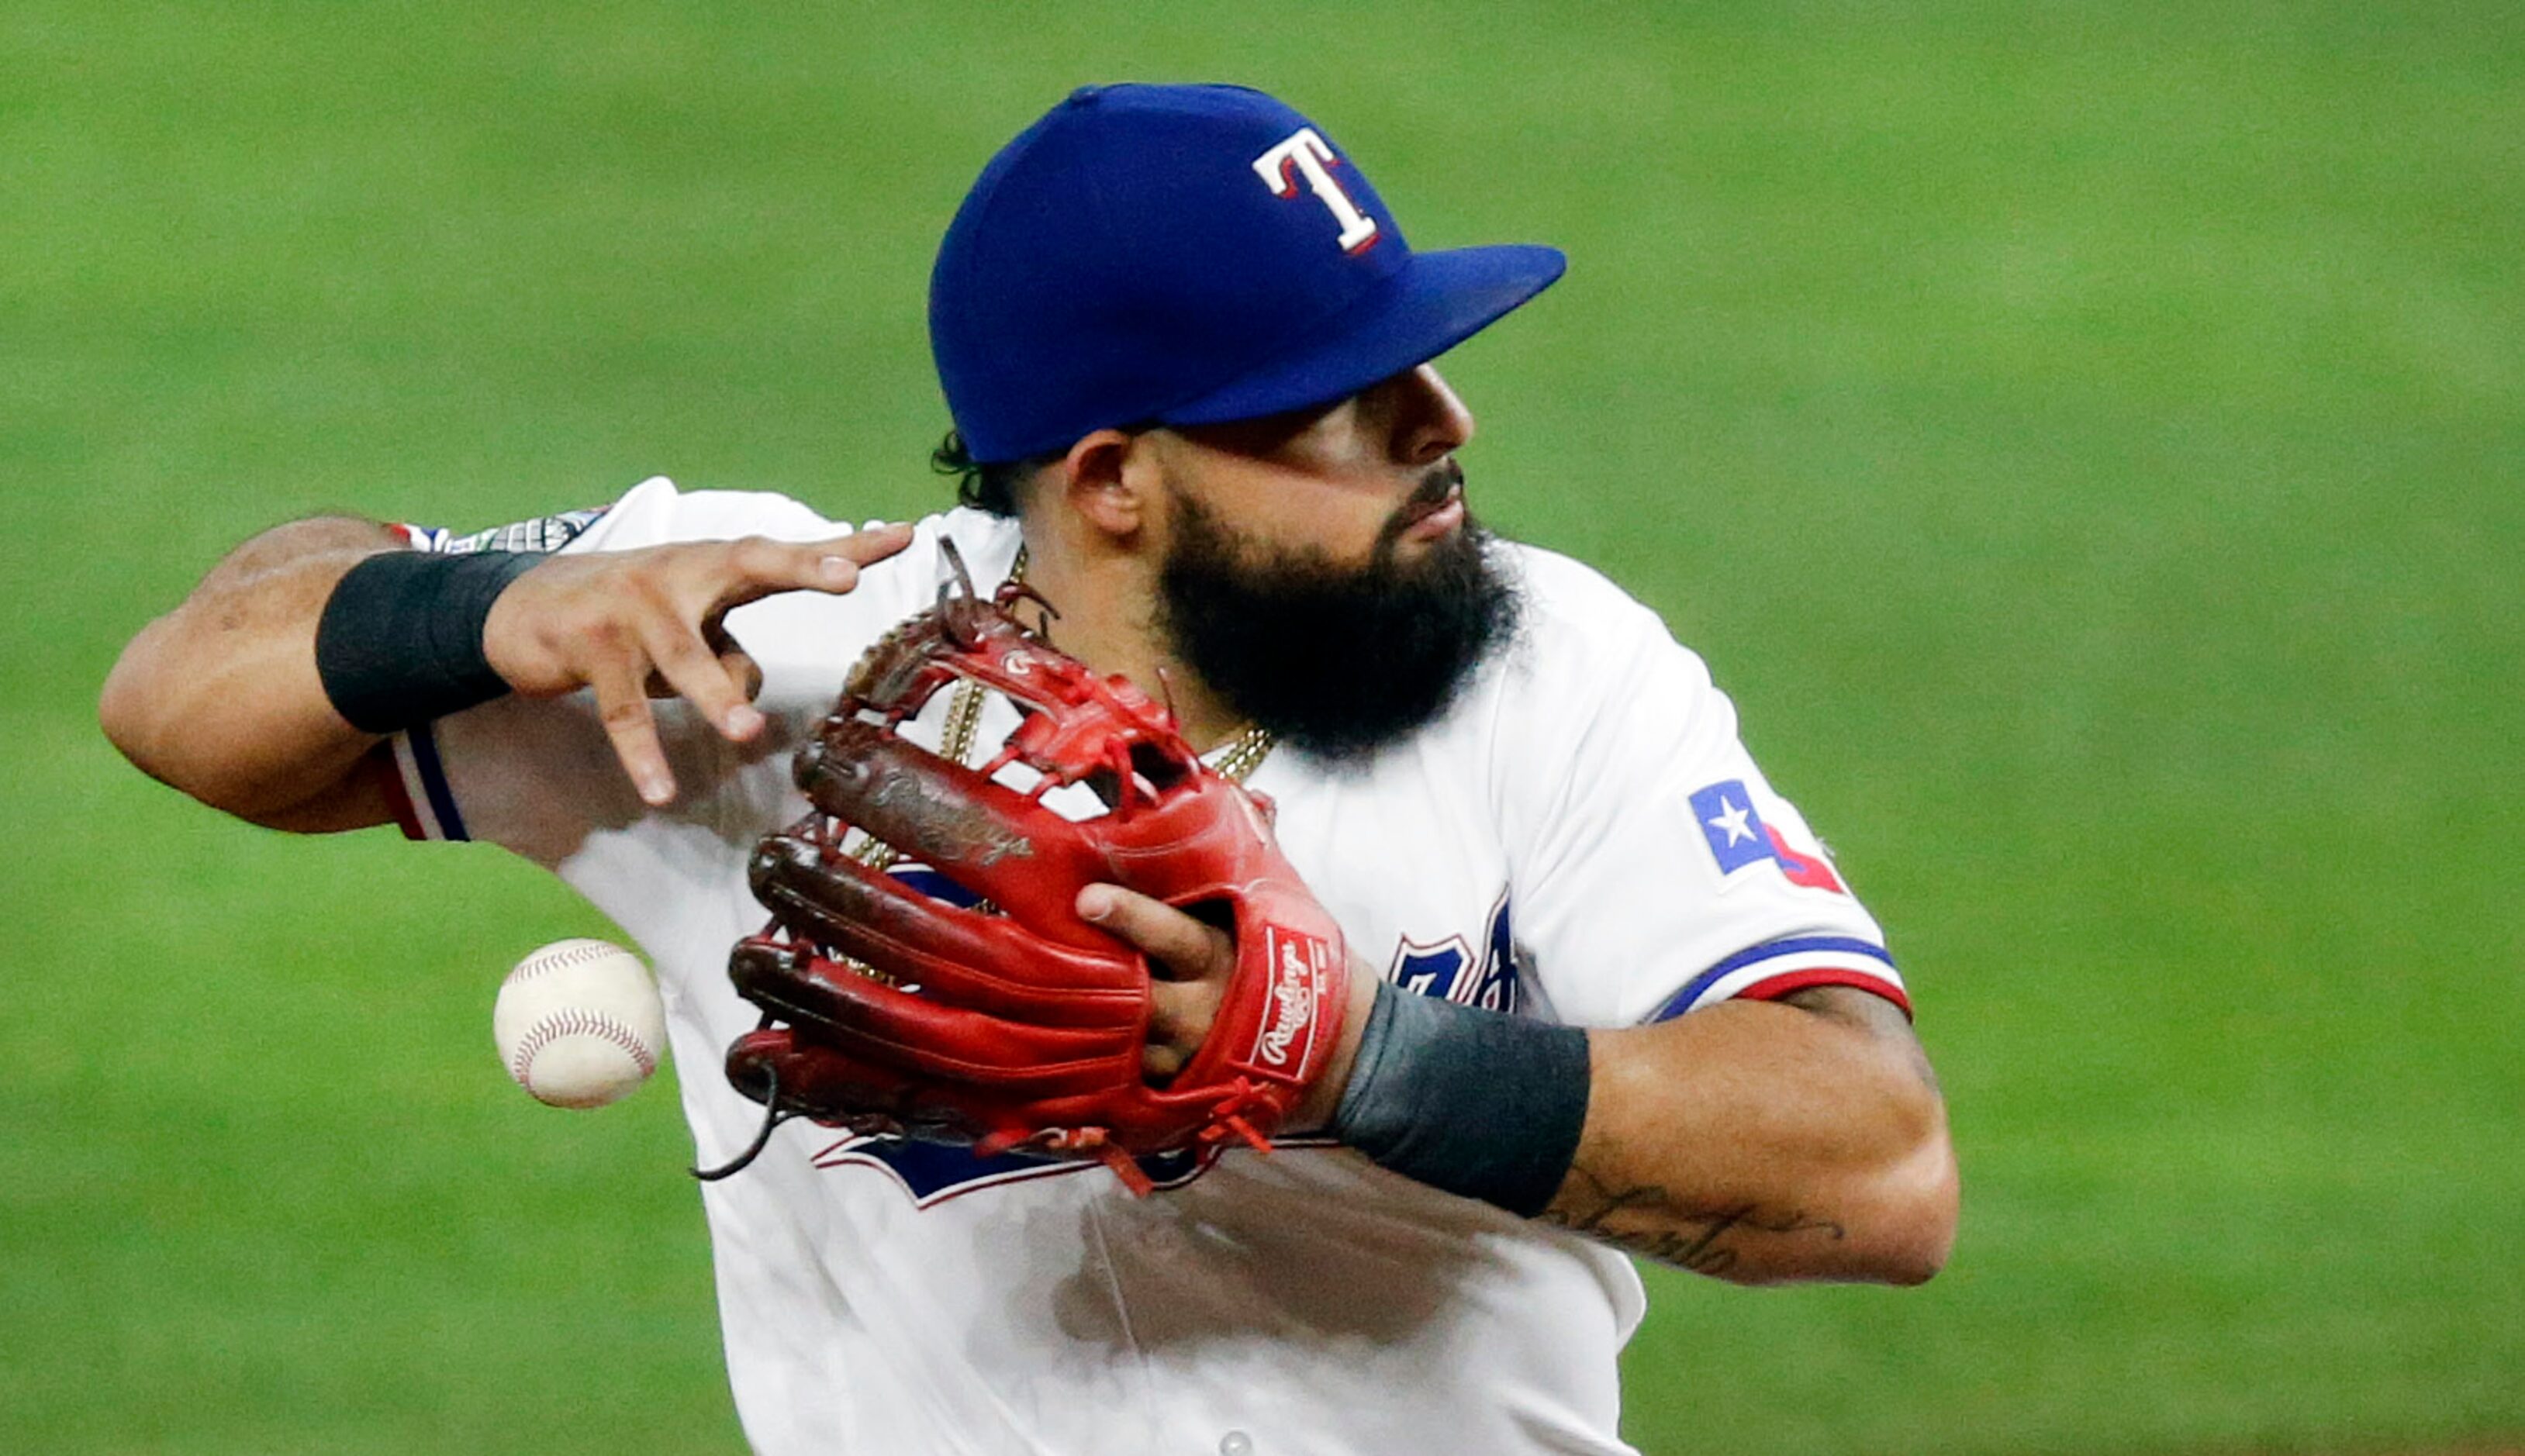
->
[931, 430, 1056, 518]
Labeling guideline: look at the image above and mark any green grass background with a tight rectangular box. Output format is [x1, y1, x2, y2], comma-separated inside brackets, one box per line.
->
[5, 2, 2520, 1451]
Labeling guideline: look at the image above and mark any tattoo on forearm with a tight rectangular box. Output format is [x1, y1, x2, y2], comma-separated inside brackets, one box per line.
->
[1540, 1165, 1846, 1275]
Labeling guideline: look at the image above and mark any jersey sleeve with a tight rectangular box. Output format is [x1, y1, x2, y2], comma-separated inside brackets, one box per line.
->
[375, 476, 945, 864]
[1493, 550, 1908, 1029]
[387, 505, 613, 557]
[370, 499, 620, 841]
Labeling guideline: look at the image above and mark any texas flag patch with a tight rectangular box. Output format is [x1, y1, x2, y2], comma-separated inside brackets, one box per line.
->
[1690, 779, 1846, 894]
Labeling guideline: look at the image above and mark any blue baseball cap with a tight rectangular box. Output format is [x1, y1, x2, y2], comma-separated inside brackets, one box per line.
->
[930, 83, 1566, 464]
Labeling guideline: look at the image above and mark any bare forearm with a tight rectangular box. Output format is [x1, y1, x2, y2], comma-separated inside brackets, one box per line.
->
[101, 516, 401, 823]
[1540, 988, 1957, 1285]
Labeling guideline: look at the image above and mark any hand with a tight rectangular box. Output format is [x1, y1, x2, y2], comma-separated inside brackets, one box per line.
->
[1077, 883, 1379, 1131]
[484, 525, 916, 804]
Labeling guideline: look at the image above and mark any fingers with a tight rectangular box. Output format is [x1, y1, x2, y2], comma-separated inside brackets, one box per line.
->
[706, 619, 766, 702]
[651, 627, 761, 702]
[1145, 977, 1226, 1080]
[587, 643, 675, 806]
[665, 526, 913, 737]
[827, 519, 919, 565]
[1081, 885, 1235, 1076]
[1077, 886, 1232, 982]
[486, 523, 914, 805]
[710, 523, 917, 613]
[642, 616, 763, 740]
[720, 647, 764, 702]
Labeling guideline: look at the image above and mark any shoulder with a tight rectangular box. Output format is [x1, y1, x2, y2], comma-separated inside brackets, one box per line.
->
[562, 477, 869, 553]
[1332, 540, 1732, 832]
[1489, 541, 1720, 719]
[842, 505, 1024, 614]
[719, 505, 1020, 692]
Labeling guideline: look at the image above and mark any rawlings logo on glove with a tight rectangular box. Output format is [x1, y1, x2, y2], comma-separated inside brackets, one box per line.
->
[698, 543, 1351, 1194]
[1253, 930, 1328, 1069]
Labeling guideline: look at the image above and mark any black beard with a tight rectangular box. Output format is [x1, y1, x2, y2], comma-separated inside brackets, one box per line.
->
[1155, 478, 1522, 764]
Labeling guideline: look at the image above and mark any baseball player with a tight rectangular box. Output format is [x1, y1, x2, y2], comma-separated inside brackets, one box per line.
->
[102, 85, 1956, 1454]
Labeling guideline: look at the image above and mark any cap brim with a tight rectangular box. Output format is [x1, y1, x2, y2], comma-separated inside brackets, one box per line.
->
[1159, 243, 1567, 428]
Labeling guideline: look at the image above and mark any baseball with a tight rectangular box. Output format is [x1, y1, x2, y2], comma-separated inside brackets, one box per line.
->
[493, 938, 667, 1109]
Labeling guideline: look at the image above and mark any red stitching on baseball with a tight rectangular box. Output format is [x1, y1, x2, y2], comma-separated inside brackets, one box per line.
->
[511, 1007, 658, 1085]
[509, 940, 630, 985]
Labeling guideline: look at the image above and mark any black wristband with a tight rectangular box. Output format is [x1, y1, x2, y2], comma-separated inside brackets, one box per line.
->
[1329, 982, 1591, 1218]
[315, 550, 542, 733]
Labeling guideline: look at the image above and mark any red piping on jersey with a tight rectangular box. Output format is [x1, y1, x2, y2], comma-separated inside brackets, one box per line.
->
[1736, 966, 1912, 1020]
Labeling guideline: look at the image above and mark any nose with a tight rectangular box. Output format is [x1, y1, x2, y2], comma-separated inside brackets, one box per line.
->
[1394, 364, 1475, 464]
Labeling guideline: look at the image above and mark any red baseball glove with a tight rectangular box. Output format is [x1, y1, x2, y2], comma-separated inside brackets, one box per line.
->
[705, 545, 1350, 1193]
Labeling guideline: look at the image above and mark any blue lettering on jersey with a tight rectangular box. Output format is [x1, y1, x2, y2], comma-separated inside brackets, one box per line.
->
[815, 1134, 1207, 1207]
[1690, 779, 1779, 875]
[1387, 891, 1519, 1013]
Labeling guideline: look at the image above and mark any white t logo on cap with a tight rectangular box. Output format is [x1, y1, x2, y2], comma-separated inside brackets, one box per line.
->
[1251, 127, 1380, 255]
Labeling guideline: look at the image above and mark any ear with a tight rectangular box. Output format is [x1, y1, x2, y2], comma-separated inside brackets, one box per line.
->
[1058, 428, 1155, 540]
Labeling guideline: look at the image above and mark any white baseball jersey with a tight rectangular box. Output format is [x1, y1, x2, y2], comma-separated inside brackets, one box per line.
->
[383, 478, 1907, 1456]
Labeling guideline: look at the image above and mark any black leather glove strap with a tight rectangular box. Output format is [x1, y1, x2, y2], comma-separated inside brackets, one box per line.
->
[1329, 981, 1591, 1218]
[316, 549, 541, 733]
